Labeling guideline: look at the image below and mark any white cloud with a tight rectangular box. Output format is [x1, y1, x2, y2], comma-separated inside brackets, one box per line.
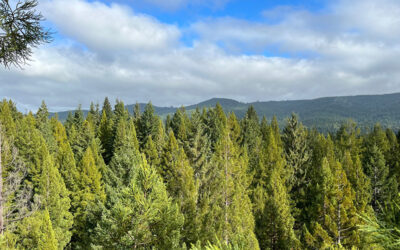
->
[2, 0, 400, 111]
[41, 0, 181, 53]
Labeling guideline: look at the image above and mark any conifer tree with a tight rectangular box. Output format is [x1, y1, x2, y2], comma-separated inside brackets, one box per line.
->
[137, 102, 159, 148]
[98, 110, 114, 164]
[385, 129, 400, 187]
[202, 120, 259, 248]
[341, 151, 371, 213]
[282, 113, 312, 230]
[364, 145, 394, 215]
[143, 135, 160, 168]
[35, 101, 56, 152]
[240, 106, 261, 171]
[36, 143, 73, 249]
[86, 102, 100, 133]
[107, 118, 140, 190]
[253, 128, 297, 249]
[52, 121, 79, 193]
[205, 103, 226, 149]
[171, 107, 189, 143]
[102, 97, 113, 120]
[307, 155, 359, 248]
[14, 114, 73, 249]
[15, 210, 58, 250]
[94, 157, 184, 249]
[263, 167, 298, 249]
[133, 102, 141, 123]
[161, 132, 198, 245]
[71, 147, 106, 249]
[186, 108, 212, 178]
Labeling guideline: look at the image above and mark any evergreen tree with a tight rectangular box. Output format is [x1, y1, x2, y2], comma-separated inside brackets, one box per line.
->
[253, 128, 298, 249]
[53, 121, 79, 193]
[240, 106, 262, 174]
[94, 157, 184, 249]
[137, 102, 159, 148]
[107, 118, 140, 191]
[37, 143, 73, 249]
[14, 114, 73, 249]
[86, 102, 100, 133]
[171, 107, 189, 143]
[15, 210, 58, 250]
[263, 167, 298, 249]
[161, 132, 198, 245]
[35, 101, 56, 152]
[205, 103, 226, 149]
[71, 147, 106, 249]
[102, 97, 113, 120]
[202, 121, 259, 248]
[143, 135, 160, 168]
[0, 100, 17, 140]
[282, 113, 312, 230]
[98, 110, 114, 164]
[341, 151, 371, 213]
[364, 145, 394, 215]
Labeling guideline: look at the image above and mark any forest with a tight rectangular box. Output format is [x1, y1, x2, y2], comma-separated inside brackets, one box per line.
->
[0, 97, 399, 249]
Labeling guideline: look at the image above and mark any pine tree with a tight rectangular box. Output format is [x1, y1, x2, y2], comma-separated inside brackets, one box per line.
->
[15, 210, 58, 250]
[307, 155, 359, 248]
[240, 106, 261, 163]
[364, 145, 394, 215]
[98, 110, 114, 164]
[262, 167, 298, 249]
[171, 107, 189, 143]
[86, 102, 100, 133]
[253, 128, 297, 249]
[205, 103, 226, 149]
[341, 151, 371, 213]
[35, 101, 56, 152]
[102, 97, 113, 120]
[137, 102, 159, 149]
[143, 135, 160, 168]
[13, 114, 73, 249]
[71, 147, 106, 248]
[53, 121, 79, 193]
[282, 113, 312, 230]
[385, 129, 400, 188]
[37, 143, 73, 249]
[94, 157, 184, 249]
[201, 120, 259, 248]
[0, 100, 17, 140]
[161, 131, 198, 245]
[107, 118, 141, 190]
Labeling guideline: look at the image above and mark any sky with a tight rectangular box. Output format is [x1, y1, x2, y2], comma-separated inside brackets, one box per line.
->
[1, 0, 400, 111]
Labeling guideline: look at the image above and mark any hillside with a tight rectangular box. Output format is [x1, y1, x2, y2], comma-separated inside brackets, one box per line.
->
[51, 92, 400, 132]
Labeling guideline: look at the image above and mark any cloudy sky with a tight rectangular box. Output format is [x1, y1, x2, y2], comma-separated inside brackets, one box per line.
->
[2, 0, 400, 111]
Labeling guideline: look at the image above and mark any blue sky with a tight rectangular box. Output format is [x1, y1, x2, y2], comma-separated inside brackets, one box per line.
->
[2, 0, 400, 111]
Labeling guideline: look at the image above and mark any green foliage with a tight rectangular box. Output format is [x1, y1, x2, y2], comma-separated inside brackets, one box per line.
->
[15, 210, 58, 250]
[3, 98, 400, 249]
[94, 157, 184, 249]
[0, 0, 52, 68]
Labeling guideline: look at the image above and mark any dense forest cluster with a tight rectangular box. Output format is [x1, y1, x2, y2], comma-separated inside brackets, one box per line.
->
[0, 97, 399, 249]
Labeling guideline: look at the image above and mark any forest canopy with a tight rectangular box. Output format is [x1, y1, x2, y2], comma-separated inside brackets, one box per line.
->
[0, 98, 399, 249]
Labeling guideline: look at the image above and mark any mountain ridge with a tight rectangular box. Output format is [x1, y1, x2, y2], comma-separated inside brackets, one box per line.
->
[50, 92, 400, 132]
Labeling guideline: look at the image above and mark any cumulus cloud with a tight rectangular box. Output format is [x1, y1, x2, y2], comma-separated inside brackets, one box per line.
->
[41, 0, 181, 53]
[1, 0, 400, 111]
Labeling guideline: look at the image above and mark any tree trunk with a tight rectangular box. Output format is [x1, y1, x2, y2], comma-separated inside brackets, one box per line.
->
[0, 134, 3, 235]
[224, 138, 229, 246]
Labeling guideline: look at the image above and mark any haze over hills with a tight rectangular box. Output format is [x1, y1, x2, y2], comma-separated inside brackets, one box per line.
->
[51, 92, 400, 132]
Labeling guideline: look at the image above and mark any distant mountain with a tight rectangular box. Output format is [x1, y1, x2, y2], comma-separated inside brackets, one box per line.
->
[50, 92, 400, 132]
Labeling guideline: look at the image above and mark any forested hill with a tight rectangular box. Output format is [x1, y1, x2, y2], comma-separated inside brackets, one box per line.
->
[51, 92, 400, 132]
